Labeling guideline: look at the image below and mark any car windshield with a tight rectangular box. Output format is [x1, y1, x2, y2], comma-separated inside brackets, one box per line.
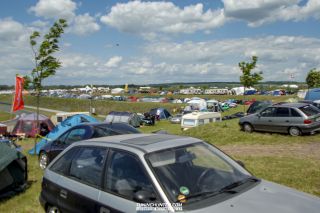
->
[146, 143, 254, 205]
[299, 105, 320, 116]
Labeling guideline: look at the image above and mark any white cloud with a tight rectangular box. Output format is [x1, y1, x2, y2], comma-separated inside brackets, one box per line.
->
[0, 18, 25, 41]
[100, 1, 225, 35]
[30, 0, 100, 36]
[70, 13, 100, 36]
[104, 56, 123, 68]
[223, 0, 320, 26]
[144, 36, 320, 81]
[29, 0, 77, 20]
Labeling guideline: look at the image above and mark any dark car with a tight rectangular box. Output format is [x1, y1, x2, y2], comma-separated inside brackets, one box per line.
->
[239, 103, 320, 136]
[299, 100, 320, 110]
[40, 134, 320, 213]
[38, 122, 140, 169]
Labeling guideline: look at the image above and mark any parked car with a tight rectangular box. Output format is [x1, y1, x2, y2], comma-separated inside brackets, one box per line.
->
[38, 123, 140, 169]
[299, 100, 320, 110]
[40, 134, 320, 213]
[239, 103, 320, 136]
[170, 114, 183, 124]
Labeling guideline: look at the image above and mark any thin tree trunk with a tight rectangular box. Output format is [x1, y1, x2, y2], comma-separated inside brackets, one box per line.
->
[243, 86, 246, 113]
[34, 91, 40, 154]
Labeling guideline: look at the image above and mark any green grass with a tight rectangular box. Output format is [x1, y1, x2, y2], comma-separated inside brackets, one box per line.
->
[0, 110, 14, 122]
[0, 94, 297, 116]
[237, 156, 320, 197]
[140, 118, 320, 146]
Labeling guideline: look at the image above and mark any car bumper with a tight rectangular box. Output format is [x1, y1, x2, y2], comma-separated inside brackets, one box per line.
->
[300, 123, 320, 134]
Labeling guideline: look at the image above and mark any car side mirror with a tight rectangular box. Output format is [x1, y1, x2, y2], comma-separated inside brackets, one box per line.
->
[134, 190, 157, 203]
[236, 160, 245, 168]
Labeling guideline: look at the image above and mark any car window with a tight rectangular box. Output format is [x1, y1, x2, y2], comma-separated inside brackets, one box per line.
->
[260, 107, 276, 117]
[105, 150, 158, 202]
[50, 148, 78, 176]
[299, 105, 320, 116]
[291, 108, 302, 117]
[183, 119, 195, 126]
[69, 147, 106, 187]
[64, 128, 88, 145]
[275, 107, 290, 117]
[92, 126, 120, 138]
[56, 131, 69, 144]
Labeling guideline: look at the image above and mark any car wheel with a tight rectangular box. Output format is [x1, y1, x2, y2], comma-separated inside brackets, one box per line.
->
[47, 205, 60, 213]
[288, 127, 301, 136]
[39, 152, 49, 170]
[243, 123, 253, 133]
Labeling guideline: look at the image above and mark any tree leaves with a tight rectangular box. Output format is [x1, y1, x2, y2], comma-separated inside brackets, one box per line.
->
[239, 56, 263, 88]
[306, 68, 320, 88]
[24, 19, 67, 91]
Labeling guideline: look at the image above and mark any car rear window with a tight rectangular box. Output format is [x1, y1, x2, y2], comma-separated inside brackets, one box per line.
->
[299, 105, 320, 116]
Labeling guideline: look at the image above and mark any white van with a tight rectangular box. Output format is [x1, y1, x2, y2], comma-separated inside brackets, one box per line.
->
[181, 111, 221, 130]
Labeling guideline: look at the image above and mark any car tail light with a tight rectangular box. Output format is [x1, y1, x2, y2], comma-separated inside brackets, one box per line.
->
[304, 119, 312, 124]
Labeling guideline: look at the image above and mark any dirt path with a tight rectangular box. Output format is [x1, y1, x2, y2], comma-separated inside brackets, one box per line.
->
[219, 142, 320, 160]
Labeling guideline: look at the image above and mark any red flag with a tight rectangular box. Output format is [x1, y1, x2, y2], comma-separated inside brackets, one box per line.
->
[12, 76, 25, 112]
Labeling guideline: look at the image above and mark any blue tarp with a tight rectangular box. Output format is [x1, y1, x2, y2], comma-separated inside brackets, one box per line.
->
[28, 114, 98, 155]
[244, 90, 256, 95]
[305, 88, 320, 101]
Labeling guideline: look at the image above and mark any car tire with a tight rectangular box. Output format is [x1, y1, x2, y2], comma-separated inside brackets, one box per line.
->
[39, 152, 49, 170]
[47, 205, 60, 213]
[243, 123, 253, 133]
[288, 127, 301, 136]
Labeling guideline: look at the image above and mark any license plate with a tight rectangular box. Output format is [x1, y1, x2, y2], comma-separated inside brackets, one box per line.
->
[316, 117, 320, 122]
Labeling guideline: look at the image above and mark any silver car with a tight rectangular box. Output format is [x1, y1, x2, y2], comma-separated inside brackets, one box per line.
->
[239, 103, 320, 136]
[170, 114, 183, 124]
[40, 134, 320, 213]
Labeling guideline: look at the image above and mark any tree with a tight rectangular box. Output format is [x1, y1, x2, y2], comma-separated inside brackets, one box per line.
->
[239, 56, 263, 111]
[306, 68, 320, 88]
[24, 19, 67, 153]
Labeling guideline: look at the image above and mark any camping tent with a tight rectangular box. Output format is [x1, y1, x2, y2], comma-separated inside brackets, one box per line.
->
[28, 114, 98, 155]
[105, 111, 141, 128]
[305, 88, 320, 101]
[231, 87, 255, 95]
[149, 108, 172, 120]
[187, 99, 207, 111]
[0, 143, 27, 197]
[12, 113, 54, 138]
[207, 100, 224, 112]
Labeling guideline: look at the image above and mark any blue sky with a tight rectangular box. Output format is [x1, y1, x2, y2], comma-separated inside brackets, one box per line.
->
[0, 0, 320, 85]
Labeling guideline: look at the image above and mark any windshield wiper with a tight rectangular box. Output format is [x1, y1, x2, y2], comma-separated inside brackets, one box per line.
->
[175, 177, 259, 203]
[219, 176, 259, 193]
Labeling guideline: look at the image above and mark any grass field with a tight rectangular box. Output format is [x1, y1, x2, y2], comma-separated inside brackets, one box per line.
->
[0, 94, 297, 116]
[0, 93, 319, 212]
[0, 110, 14, 122]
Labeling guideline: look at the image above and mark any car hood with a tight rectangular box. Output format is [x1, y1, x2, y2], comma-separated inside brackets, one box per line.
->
[192, 180, 320, 213]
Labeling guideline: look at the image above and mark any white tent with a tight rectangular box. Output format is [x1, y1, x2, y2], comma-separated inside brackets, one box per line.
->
[111, 88, 125, 94]
[187, 99, 207, 111]
[231, 87, 255, 95]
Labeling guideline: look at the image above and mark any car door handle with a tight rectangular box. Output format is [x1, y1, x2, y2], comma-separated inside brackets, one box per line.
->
[268, 120, 272, 122]
[285, 120, 290, 122]
[60, 189, 67, 199]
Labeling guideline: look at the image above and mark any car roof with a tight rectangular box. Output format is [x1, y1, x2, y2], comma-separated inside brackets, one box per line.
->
[76, 133, 201, 153]
[272, 102, 309, 108]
